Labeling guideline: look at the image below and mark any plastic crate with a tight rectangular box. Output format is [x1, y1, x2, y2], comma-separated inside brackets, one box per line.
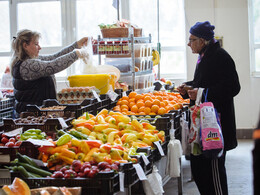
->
[11, 171, 119, 195]
[0, 146, 19, 163]
[26, 99, 96, 118]
[0, 109, 13, 125]
[120, 162, 138, 187]
[0, 97, 15, 112]
[2, 116, 73, 139]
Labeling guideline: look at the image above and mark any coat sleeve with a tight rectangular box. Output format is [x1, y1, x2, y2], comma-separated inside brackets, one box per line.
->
[206, 50, 240, 103]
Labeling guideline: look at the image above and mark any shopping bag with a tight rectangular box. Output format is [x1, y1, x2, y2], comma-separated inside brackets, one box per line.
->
[181, 116, 190, 155]
[189, 88, 204, 156]
[142, 165, 164, 195]
[200, 89, 224, 159]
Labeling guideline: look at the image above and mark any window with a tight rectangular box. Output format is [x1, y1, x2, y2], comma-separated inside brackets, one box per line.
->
[249, 0, 260, 76]
[129, 0, 186, 78]
[0, 0, 186, 80]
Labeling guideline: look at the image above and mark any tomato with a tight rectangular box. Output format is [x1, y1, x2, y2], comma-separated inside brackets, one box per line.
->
[1, 137, 9, 144]
[0, 143, 5, 146]
[9, 138, 16, 143]
[15, 135, 21, 141]
[1, 133, 7, 138]
[15, 141, 22, 147]
[5, 142, 15, 147]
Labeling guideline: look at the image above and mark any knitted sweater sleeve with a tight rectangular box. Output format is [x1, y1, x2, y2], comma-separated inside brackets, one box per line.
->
[20, 43, 79, 81]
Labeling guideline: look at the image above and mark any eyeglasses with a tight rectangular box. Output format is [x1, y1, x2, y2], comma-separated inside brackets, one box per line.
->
[188, 38, 199, 43]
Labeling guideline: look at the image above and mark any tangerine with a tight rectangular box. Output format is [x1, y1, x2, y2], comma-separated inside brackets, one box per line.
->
[158, 107, 166, 115]
[129, 98, 135, 103]
[138, 112, 146, 115]
[151, 105, 159, 113]
[144, 100, 153, 108]
[156, 96, 163, 101]
[131, 105, 139, 113]
[137, 101, 145, 108]
[138, 106, 145, 113]
[153, 99, 160, 106]
[144, 107, 151, 115]
[122, 96, 129, 101]
[129, 91, 137, 99]
[160, 102, 166, 108]
[129, 102, 135, 109]
[121, 104, 129, 111]
[121, 99, 129, 106]
[149, 112, 156, 115]
[135, 94, 144, 102]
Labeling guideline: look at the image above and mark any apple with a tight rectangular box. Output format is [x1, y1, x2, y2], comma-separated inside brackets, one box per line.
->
[160, 78, 166, 83]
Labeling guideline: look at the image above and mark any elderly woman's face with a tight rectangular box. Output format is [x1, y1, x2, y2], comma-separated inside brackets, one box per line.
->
[23, 37, 41, 58]
[187, 35, 206, 54]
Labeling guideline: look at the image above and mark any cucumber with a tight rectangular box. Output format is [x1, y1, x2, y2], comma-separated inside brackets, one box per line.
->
[17, 166, 30, 178]
[18, 162, 52, 177]
[17, 153, 39, 168]
[28, 171, 42, 178]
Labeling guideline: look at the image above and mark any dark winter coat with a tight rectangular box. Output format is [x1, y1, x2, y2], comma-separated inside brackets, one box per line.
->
[186, 41, 240, 151]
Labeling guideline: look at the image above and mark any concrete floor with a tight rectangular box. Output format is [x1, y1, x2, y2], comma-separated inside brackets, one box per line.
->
[163, 139, 254, 195]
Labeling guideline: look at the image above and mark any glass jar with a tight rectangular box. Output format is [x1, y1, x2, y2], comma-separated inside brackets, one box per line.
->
[98, 41, 105, 54]
[113, 41, 122, 54]
[106, 41, 113, 54]
[122, 40, 129, 54]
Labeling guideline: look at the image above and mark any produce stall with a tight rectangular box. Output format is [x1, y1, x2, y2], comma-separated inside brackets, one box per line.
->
[0, 88, 189, 195]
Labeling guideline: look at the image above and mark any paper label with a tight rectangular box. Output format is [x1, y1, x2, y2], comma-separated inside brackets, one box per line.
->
[119, 172, 125, 192]
[122, 91, 127, 97]
[26, 138, 55, 146]
[133, 164, 147, 180]
[141, 154, 150, 166]
[107, 90, 119, 101]
[154, 141, 165, 156]
[0, 154, 10, 163]
[4, 128, 23, 137]
[58, 118, 68, 129]
[92, 90, 101, 102]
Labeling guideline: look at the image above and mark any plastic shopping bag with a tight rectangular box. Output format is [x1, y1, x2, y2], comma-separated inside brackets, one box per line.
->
[200, 89, 224, 159]
[142, 166, 164, 195]
[189, 88, 204, 156]
[181, 116, 190, 155]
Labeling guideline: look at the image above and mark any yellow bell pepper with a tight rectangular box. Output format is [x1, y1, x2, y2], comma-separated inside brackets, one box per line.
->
[79, 140, 90, 154]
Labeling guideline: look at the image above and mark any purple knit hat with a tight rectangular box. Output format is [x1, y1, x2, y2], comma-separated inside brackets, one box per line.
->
[189, 21, 215, 41]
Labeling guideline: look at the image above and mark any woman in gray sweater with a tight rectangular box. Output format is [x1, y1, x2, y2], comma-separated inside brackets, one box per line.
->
[11, 29, 88, 114]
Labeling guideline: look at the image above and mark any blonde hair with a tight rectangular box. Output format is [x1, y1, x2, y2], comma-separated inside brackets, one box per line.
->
[10, 29, 40, 72]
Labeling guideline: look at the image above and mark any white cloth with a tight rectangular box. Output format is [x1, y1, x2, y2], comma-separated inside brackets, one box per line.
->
[166, 138, 182, 177]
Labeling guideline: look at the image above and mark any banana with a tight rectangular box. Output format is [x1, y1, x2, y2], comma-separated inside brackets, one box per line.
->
[152, 49, 160, 66]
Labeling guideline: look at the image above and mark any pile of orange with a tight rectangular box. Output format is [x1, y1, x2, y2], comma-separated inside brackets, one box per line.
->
[113, 91, 190, 115]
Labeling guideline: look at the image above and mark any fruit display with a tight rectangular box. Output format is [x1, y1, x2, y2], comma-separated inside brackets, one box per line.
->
[14, 114, 66, 124]
[113, 91, 189, 115]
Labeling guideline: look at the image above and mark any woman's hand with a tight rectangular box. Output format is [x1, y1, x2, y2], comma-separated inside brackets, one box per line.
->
[187, 88, 198, 100]
[77, 37, 89, 48]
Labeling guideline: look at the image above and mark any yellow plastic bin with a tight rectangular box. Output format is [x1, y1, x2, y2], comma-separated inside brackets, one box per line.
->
[68, 74, 114, 94]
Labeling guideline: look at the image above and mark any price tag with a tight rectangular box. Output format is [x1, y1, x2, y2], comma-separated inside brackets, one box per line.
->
[141, 154, 150, 166]
[92, 90, 101, 102]
[122, 91, 127, 97]
[119, 172, 125, 192]
[107, 90, 119, 101]
[26, 138, 55, 146]
[154, 141, 165, 156]
[133, 164, 147, 180]
[58, 118, 68, 129]
[4, 128, 23, 137]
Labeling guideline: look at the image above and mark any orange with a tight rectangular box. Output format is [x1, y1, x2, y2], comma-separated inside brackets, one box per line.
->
[144, 96, 153, 102]
[166, 105, 174, 112]
[158, 107, 166, 115]
[116, 100, 122, 106]
[136, 101, 145, 108]
[129, 98, 135, 103]
[138, 106, 145, 113]
[121, 99, 129, 106]
[135, 94, 143, 102]
[2, 177, 30, 195]
[121, 104, 129, 111]
[149, 112, 156, 115]
[122, 96, 129, 101]
[131, 105, 139, 113]
[138, 112, 145, 115]
[129, 91, 137, 99]
[144, 107, 151, 115]
[144, 100, 153, 108]
[155, 96, 163, 101]
[121, 108, 128, 113]
[153, 99, 160, 106]
[151, 105, 159, 113]
[160, 102, 166, 108]
[163, 100, 168, 106]
[129, 102, 135, 109]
